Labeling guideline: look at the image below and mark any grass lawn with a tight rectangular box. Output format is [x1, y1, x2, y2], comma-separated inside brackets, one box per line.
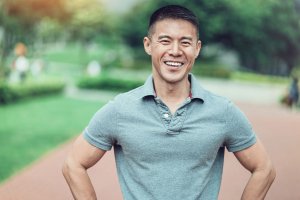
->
[231, 71, 289, 85]
[0, 95, 104, 182]
[43, 43, 103, 66]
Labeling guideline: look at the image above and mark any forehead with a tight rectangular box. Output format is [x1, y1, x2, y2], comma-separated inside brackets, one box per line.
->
[150, 19, 198, 39]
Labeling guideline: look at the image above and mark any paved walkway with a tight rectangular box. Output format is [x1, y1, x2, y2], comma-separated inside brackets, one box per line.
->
[0, 79, 299, 200]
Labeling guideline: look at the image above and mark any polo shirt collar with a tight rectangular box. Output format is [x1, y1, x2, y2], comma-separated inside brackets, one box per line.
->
[140, 75, 156, 98]
[140, 74, 206, 102]
[189, 74, 206, 102]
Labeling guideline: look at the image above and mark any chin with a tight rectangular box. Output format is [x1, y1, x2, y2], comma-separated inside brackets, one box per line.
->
[163, 74, 186, 84]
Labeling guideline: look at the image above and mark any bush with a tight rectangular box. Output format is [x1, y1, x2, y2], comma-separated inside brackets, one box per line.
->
[0, 79, 65, 104]
[192, 63, 232, 79]
[77, 75, 144, 92]
[231, 72, 289, 85]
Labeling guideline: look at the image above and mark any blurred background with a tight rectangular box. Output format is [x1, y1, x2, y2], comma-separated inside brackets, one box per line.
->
[0, 0, 300, 195]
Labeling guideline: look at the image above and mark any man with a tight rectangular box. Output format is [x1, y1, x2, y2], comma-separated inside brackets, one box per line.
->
[62, 5, 276, 200]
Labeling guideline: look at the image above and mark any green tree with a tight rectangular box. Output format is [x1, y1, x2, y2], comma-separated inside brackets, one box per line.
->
[221, 0, 300, 75]
[64, 0, 113, 43]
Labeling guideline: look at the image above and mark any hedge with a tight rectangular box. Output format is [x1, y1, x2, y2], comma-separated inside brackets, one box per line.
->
[0, 79, 65, 104]
[77, 75, 144, 92]
[192, 64, 232, 79]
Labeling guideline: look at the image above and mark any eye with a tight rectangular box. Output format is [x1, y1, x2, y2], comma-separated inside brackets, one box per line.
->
[182, 41, 191, 46]
[160, 40, 170, 45]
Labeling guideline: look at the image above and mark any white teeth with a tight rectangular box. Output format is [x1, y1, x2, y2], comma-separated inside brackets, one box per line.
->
[165, 61, 183, 67]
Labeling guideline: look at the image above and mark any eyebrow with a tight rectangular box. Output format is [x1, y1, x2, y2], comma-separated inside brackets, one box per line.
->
[158, 35, 193, 41]
[158, 35, 171, 40]
[181, 36, 193, 41]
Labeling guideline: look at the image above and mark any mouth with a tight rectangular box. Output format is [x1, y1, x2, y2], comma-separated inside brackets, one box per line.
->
[164, 61, 184, 68]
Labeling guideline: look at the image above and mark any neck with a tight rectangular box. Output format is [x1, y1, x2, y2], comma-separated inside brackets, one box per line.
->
[153, 76, 190, 114]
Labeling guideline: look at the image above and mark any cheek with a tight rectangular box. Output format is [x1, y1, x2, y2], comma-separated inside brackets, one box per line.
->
[188, 49, 199, 59]
[151, 48, 166, 59]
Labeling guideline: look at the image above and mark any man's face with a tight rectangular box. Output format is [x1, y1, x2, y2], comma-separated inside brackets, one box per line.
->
[144, 19, 201, 85]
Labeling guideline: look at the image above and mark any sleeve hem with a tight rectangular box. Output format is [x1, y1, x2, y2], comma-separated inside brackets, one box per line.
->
[83, 131, 112, 151]
[227, 135, 257, 152]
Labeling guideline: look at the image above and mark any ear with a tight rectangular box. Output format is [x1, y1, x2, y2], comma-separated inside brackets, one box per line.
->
[195, 40, 202, 58]
[143, 37, 151, 55]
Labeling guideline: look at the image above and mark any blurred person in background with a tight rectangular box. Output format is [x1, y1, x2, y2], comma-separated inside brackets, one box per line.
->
[9, 42, 29, 83]
[86, 60, 101, 77]
[63, 5, 275, 200]
[288, 77, 299, 108]
[282, 76, 299, 108]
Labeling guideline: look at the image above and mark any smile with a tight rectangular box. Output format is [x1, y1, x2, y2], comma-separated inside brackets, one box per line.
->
[164, 61, 184, 67]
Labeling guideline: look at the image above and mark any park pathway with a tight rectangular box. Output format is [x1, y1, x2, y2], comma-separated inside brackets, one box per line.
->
[0, 79, 299, 200]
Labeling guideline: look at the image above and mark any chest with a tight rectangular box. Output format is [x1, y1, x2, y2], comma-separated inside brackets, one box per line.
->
[114, 101, 227, 163]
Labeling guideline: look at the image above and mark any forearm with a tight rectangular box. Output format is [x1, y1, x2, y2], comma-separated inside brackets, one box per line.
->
[241, 166, 276, 200]
[62, 161, 97, 200]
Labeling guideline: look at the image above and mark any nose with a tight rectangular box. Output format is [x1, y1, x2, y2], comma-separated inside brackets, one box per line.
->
[169, 42, 182, 56]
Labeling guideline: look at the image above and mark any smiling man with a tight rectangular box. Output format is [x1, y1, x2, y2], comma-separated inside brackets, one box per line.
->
[62, 5, 276, 200]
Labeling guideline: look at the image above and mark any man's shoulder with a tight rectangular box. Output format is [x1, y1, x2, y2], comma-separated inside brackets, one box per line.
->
[190, 74, 230, 107]
[112, 85, 145, 105]
[200, 87, 231, 107]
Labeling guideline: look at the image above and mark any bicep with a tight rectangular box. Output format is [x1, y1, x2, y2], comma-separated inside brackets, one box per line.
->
[234, 138, 271, 172]
[68, 134, 106, 169]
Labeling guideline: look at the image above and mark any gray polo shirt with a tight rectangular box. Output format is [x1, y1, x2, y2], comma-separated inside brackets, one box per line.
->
[84, 74, 256, 200]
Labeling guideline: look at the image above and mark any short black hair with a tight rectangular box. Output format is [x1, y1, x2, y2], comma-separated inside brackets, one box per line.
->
[148, 5, 199, 38]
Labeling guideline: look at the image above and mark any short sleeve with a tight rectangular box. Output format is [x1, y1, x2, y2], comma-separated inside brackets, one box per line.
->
[224, 101, 256, 152]
[83, 100, 117, 151]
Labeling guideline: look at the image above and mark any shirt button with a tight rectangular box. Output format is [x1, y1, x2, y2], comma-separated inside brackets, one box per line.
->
[163, 113, 169, 118]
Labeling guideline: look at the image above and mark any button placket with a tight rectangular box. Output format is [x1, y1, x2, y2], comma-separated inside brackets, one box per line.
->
[167, 106, 187, 135]
[163, 113, 170, 119]
[155, 98, 172, 127]
[154, 97, 191, 135]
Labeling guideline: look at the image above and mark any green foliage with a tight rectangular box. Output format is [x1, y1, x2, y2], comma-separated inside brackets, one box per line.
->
[0, 96, 103, 182]
[226, 0, 300, 75]
[36, 18, 65, 43]
[0, 79, 65, 104]
[77, 74, 144, 92]
[64, 0, 115, 42]
[231, 71, 289, 85]
[291, 66, 300, 78]
[192, 63, 232, 79]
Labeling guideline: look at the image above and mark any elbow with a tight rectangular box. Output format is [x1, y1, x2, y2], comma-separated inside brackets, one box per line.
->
[62, 157, 87, 179]
[269, 164, 276, 183]
[253, 160, 276, 184]
[261, 161, 276, 184]
[62, 158, 76, 179]
[62, 159, 70, 179]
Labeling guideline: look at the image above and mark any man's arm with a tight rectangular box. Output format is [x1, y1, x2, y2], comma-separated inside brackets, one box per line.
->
[234, 138, 276, 200]
[62, 134, 106, 200]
